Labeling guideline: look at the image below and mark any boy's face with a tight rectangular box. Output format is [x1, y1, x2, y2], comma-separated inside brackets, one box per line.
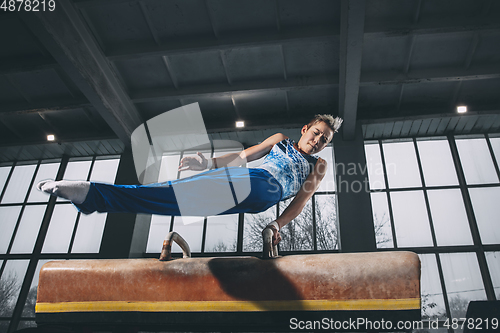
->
[297, 121, 334, 155]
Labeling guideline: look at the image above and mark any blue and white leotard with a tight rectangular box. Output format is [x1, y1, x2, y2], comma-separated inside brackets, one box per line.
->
[257, 138, 319, 200]
[74, 138, 319, 216]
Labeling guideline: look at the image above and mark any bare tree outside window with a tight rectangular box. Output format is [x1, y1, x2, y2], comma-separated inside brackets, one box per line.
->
[278, 199, 314, 251]
[243, 195, 391, 253]
[0, 272, 19, 317]
[209, 240, 237, 253]
[447, 294, 470, 319]
[373, 212, 392, 247]
[421, 292, 446, 320]
[315, 195, 338, 250]
[244, 212, 274, 252]
[243, 196, 340, 252]
[22, 286, 38, 318]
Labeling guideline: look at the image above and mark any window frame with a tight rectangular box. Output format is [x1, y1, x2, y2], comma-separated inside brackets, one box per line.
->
[365, 134, 500, 321]
[0, 155, 120, 331]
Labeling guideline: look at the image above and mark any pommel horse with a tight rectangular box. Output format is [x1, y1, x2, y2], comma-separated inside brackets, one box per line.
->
[34, 232, 421, 332]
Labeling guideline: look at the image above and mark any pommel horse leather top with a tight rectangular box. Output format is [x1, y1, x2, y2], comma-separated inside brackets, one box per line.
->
[36, 251, 420, 318]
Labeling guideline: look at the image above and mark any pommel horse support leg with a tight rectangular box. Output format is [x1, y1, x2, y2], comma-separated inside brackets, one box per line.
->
[35, 233, 421, 332]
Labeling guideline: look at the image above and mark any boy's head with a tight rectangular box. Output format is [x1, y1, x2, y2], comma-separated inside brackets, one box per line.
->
[306, 114, 343, 133]
[297, 115, 343, 155]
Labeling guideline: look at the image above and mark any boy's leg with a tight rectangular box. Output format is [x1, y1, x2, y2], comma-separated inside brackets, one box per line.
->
[36, 168, 282, 216]
[37, 179, 180, 215]
[74, 182, 180, 215]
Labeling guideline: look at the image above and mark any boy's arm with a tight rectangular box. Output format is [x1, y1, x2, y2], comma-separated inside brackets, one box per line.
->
[179, 133, 288, 171]
[265, 157, 327, 245]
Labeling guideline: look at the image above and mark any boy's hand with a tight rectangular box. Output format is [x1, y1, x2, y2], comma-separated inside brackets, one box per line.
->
[262, 221, 282, 245]
[178, 152, 208, 171]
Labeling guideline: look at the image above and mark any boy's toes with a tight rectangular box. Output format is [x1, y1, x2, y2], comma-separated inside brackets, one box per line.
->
[37, 180, 52, 191]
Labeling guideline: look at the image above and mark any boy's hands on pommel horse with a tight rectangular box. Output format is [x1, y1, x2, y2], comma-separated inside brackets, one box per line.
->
[265, 221, 281, 245]
[178, 152, 209, 171]
[262, 221, 281, 258]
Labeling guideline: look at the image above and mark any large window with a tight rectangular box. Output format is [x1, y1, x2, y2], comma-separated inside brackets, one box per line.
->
[146, 144, 339, 255]
[0, 156, 119, 332]
[365, 135, 500, 321]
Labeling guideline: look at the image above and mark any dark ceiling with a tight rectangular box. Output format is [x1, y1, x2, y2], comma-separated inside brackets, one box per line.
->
[1, 0, 500, 162]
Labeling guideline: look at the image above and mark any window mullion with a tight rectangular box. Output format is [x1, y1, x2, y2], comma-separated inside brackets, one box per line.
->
[0, 161, 16, 203]
[312, 195, 317, 251]
[236, 212, 244, 255]
[485, 134, 500, 182]
[447, 135, 496, 301]
[378, 140, 398, 248]
[67, 212, 82, 254]
[201, 217, 208, 254]
[66, 156, 96, 255]
[413, 139, 438, 248]
[8, 156, 69, 332]
[434, 252, 453, 326]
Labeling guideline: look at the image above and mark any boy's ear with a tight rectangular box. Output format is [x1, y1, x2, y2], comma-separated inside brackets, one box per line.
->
[301, 125, 308, 134]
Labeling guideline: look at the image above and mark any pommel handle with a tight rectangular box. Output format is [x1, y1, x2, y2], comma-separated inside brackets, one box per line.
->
[159, 231, 191, 261]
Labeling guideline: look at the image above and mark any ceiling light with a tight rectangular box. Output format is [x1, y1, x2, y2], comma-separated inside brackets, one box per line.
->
[47, 134, 55, 141]
[457, 105, 467, 113]
[236, 121, 245, 128]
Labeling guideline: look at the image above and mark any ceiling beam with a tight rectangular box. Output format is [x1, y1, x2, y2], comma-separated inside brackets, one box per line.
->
[359, 106, 500, 121]
[361, 64, 500, 86]
[130, 63, 500, 103]
[0, 59, 58, 75]
[130, 75, 337, 103]
[0, 134, 120, 149]
[0, 99, 91, 115]
[18, 0, 143, 147]
[107, 26, 338, 61]
[339, 0, 365, 140]
[365, 15, 500, 38]
[104, 16, 500, 62]
[3, 63, 498, 114]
